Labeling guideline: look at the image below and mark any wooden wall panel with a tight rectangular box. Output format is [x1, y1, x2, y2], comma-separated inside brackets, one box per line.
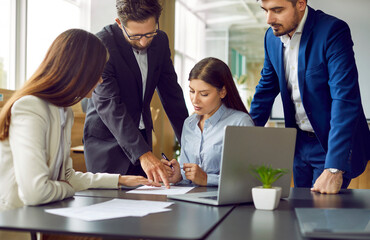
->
[151, 0, 177, 159]
[348, 161, 370, 189]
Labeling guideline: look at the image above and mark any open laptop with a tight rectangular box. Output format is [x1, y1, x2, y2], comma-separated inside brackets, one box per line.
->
[168, 126, 297, 206]
[295, 208, 370, 239]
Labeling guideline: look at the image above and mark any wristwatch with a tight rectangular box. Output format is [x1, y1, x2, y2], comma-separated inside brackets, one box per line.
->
[326, 168, 344, 174]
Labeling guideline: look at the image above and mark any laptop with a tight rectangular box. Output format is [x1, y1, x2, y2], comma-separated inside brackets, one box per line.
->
[168, 126, 297, 206]
[295, 208, 370, 239]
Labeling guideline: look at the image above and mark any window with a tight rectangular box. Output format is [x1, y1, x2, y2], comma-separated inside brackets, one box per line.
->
[26, 0, 90, 80]
[0, 0, 14, 89]
[230, 48, 246, 79]
[0, 0, 91, 89]
[174, 0, 206, 111]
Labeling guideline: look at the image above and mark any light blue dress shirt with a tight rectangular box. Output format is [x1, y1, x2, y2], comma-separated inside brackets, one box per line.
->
[179, 104, 254, 186]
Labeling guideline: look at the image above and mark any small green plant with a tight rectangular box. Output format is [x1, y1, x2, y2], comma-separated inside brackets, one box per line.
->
[250, 164, 289, 188]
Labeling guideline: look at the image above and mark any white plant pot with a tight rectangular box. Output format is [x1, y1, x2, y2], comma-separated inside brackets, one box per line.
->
[251, 186, 282, 210]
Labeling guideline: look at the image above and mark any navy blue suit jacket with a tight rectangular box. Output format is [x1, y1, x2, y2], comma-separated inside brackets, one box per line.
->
[250, 6, 370, 179]
[83, 23, 188, 175]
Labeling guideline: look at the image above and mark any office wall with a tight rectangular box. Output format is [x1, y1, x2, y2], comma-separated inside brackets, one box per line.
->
[90, 0, 116, 34]
[272, 0, 370, 119]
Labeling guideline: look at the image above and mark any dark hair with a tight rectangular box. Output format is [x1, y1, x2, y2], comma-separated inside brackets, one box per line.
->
[188, 57, 250, 115]
[116, 0, 162, 26]
[0, 28, 107, 140]
[256, 0, 308, 6]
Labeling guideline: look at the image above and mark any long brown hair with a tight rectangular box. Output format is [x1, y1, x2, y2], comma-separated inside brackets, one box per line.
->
[0, 28, 107, 140]
[188, 57, 250, 114]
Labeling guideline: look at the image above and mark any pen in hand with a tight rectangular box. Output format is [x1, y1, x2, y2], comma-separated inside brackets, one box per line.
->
[161, 152, 174, 170]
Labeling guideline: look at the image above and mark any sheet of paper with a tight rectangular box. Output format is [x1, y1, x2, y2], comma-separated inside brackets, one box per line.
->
[45, 199, 173, 221]
[127, 185, 194, 195]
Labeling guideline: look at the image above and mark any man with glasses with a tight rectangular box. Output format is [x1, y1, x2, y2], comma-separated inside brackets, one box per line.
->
[83, 0, 188, 188]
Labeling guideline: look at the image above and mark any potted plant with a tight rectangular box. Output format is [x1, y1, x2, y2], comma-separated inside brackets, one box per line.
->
[250, 164, 289, 210]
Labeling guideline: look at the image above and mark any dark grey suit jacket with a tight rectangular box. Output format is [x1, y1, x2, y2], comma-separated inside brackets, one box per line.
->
[83, 23, 188, 175]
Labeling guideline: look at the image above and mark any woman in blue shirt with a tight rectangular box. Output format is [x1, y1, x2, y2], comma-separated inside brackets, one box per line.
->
[162, 57, 254, 186]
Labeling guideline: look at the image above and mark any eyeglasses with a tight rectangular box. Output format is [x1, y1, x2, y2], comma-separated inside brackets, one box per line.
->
[122, 22, 159, 40]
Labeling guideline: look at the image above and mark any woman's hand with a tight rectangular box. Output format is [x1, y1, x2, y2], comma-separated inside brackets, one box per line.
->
[161, 158, 182, 183]
[118, 175, 162, 187]
[183, 163, 207, 186]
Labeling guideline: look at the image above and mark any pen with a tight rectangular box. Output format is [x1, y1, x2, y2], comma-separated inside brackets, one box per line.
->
[161, 152, 174, 170]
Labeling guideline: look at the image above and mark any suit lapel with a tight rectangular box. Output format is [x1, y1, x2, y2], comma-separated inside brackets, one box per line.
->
[112, 23, 143, 97]
[268, 30, 296, 127]
[276, 41, 288, 96]
[271, 36, 291, 107]
[298, 6, 315, 100]
[145, 35, 159, 103]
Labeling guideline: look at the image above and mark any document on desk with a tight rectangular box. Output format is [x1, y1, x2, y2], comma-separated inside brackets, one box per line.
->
[127, 185, 194, 195]
[45, 199, 174, 221]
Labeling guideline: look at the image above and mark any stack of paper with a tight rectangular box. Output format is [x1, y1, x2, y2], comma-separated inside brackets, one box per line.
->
[45, 199, 174, 221]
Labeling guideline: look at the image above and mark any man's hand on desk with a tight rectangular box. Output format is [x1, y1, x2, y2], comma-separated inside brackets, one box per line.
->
[311, 169, 343, 194]
[118, 175, 161, 187]
[139, 151, 170, 188]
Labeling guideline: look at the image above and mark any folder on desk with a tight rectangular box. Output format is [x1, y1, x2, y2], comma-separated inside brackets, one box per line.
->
[295, 208, 370, 239]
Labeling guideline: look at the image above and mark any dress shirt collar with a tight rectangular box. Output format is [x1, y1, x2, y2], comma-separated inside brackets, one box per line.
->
[280, 6, 308, 44]
[133, 47, 147, 55]
[189, 104, 227, 129]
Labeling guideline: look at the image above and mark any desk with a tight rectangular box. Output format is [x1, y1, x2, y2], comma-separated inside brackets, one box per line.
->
[0, 187, 233, 240]
[71, 145, 84, 153]
[0, 188, 369, 239]
[75, 186, 217, 199]
[206, 188, 370, 240]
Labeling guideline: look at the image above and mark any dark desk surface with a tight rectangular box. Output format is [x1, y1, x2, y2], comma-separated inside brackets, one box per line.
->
[206, 188, 370, 240]
[0, 187, 232, 240]
[1, 188, 369, 240]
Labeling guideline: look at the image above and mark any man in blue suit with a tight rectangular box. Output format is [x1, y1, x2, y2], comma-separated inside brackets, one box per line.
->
[250, 0, 370, 194]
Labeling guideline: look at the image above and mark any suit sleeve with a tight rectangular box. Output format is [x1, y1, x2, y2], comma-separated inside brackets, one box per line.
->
[9, 97, 75, 206]
[155, 34, 189, 144]
[324, 20, 362, 172]
[249, 30, 281, 126]
[92, 56, 151, 164]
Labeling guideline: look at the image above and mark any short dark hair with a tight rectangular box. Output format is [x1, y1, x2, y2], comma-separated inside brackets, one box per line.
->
[256, 0, 308, 6]
[116, 0, 162, 26]
[188, 57, 250, 115]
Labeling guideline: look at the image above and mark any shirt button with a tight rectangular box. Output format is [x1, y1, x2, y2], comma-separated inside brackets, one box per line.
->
[302, 120, 305, 124]
[297, 103, 301, 107]
[294, 85, 298, 90]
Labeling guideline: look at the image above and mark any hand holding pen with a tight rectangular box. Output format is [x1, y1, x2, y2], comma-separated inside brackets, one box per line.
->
[160, 153, 182, 183]
[161, 152, 174, 170]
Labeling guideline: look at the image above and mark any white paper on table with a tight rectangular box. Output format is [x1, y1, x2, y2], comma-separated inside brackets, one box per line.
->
[45, 199, 174, 221]
[127, 185, 194, 195]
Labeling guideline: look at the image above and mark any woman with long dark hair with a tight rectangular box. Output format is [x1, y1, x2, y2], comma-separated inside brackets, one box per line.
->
[162, 57, 254, 186]
[0, 29, 159, 212]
